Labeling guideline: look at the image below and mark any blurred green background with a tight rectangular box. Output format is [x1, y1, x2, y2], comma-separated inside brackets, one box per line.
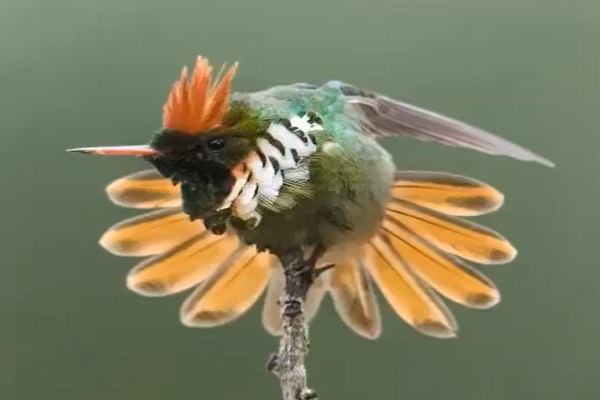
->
[2, 0, 598, 399]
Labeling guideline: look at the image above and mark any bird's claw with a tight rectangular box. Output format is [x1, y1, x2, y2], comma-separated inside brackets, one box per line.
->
[298, 388, 318, 400]
[291, 263, 335, 281]
[265, 353, 278, 371]
[314, 264, 335, 279]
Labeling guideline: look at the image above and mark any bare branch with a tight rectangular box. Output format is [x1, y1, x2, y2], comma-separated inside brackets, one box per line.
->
[267, 249, 320, 400]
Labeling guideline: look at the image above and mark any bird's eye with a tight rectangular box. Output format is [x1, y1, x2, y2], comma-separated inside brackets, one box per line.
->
[207, 138, 226, 151]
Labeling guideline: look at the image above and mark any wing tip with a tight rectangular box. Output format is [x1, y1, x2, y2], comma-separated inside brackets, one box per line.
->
[523, 154, 556, 168]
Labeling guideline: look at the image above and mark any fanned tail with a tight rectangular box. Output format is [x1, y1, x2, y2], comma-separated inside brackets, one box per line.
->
[100, 208, 201, 257]
[180, 247, 271, 327]
[329, 260, 381, 339]
[355, 171, 515, 337]
[391, 171, 504, 216]
[127, 232, 241, 297]
[105, 169, 181, 209]
[363, 235, 458, 338]
[100, 171, 275, 328]
[379, 218, 499, 309]
[100, 168, 516, 339]
[385, 200, 516, 265]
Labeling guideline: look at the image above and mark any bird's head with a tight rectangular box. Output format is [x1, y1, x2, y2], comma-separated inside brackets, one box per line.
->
[69, 57, 267, 220]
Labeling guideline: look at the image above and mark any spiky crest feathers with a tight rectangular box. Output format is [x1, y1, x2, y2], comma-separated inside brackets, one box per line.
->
[162, 56, 239, 134]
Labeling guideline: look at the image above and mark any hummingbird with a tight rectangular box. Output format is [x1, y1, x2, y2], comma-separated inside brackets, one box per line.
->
[69, 56, 553, 339]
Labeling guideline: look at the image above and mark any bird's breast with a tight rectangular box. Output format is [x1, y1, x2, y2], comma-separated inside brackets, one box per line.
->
[218, 113, 324, 225]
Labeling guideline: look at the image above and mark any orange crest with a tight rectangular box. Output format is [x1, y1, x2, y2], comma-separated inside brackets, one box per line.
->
[162, 56, 239, 134]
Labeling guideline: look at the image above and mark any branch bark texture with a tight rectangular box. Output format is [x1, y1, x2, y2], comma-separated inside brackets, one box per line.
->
[268, 249, 319, 400]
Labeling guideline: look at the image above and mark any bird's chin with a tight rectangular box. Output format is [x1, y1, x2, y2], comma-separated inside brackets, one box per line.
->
[145, 158, 234, 223]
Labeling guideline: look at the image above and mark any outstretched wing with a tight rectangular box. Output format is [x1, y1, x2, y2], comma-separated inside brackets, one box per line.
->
[323, 80, 554, 167]
[238, 81, 554, 167]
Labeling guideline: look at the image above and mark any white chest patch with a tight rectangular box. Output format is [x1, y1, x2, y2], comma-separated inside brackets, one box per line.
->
[219, 112, 324, 224]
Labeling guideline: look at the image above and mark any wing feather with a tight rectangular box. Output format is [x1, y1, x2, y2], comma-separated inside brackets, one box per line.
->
[241, 81, 554, 167]
[325, 80, 554, 167]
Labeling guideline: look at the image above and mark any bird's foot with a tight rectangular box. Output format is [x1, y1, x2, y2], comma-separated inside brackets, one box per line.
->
[291, 263, 335, 281]
[265, 353, 279, 371]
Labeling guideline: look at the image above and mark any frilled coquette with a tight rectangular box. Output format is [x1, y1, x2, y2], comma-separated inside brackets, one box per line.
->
[71, 56, 553, 339]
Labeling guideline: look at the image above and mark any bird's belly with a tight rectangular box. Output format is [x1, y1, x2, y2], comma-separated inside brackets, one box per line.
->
[235, 132, 396, 257]
[235, 180, 392, 257]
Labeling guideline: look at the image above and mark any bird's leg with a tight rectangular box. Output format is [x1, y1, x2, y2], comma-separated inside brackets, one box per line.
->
[267, 247, 322, 400]
[279, 249, 313, 318]
[291, 245, 335, 284]
[312, 263, 335, 279]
